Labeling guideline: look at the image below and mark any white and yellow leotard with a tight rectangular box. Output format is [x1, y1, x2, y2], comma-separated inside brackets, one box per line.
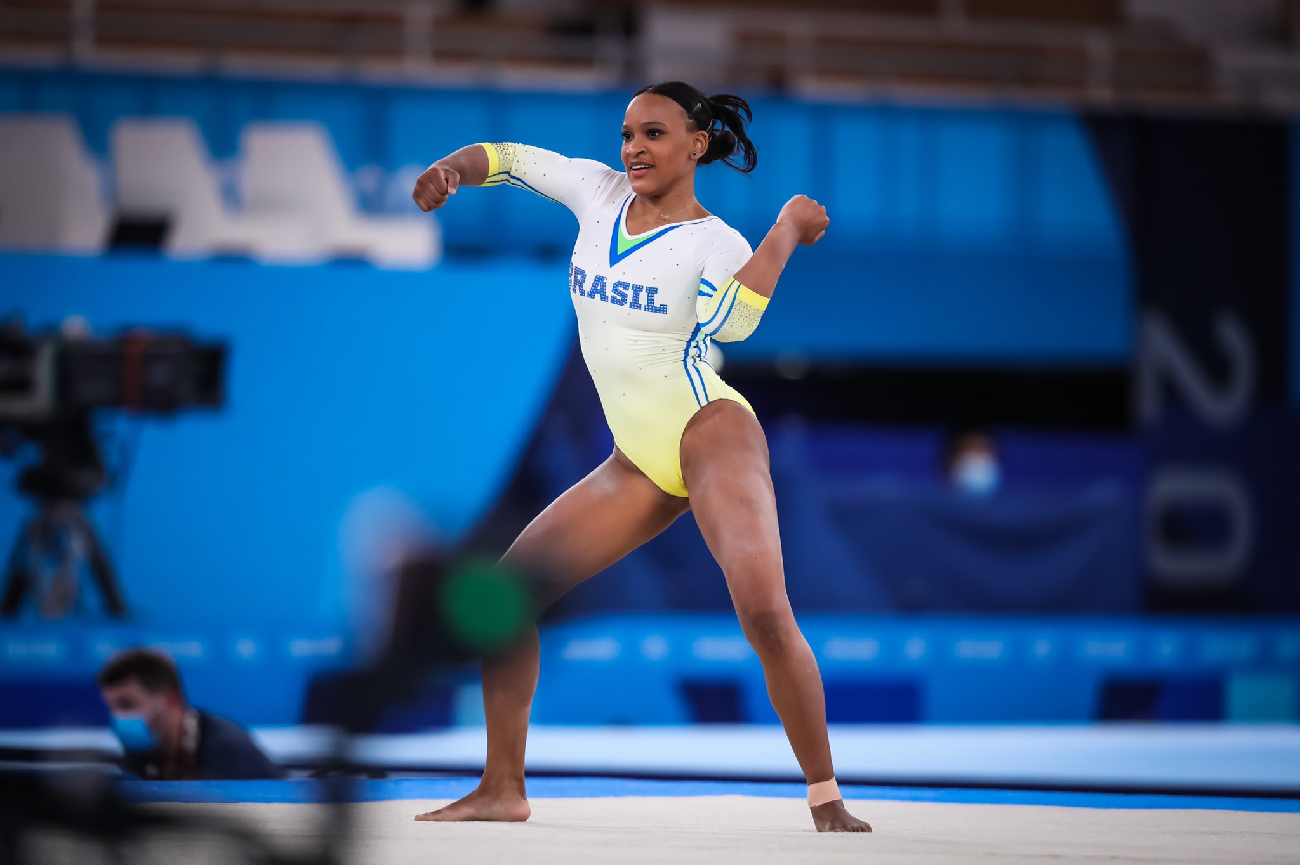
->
[479, 142, 770, 497]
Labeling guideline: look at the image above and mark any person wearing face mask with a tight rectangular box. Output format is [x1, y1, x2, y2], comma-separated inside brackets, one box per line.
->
[96, 648, 281, 781]
[944, 430, 1003, 498]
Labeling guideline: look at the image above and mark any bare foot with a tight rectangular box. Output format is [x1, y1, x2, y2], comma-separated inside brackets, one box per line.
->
[414, 786, 531, 823]
[811, 800, 872, 832]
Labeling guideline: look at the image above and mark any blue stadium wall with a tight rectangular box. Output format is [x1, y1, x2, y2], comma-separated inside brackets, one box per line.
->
[0, 68, 1133, 364]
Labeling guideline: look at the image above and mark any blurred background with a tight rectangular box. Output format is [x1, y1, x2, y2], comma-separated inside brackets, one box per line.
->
[1, 0, 1298, 794]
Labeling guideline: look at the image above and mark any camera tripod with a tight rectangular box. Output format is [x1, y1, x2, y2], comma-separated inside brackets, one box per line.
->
[0, 414, 128, 619]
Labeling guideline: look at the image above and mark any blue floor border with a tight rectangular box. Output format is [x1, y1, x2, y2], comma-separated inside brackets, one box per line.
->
[121, 777, 1300, 813]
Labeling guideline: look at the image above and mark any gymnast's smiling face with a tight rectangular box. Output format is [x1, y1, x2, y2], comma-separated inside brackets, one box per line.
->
[621, 93, 709, 198]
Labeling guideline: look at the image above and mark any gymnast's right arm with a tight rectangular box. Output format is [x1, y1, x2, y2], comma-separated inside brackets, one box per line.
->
[414, 142, 619, 216]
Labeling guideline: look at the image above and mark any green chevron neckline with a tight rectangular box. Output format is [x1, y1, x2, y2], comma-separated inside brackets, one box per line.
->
[617, 214, 671, 255]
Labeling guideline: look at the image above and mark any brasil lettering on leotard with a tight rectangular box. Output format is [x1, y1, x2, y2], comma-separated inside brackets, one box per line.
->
[569, 265, 668, 315]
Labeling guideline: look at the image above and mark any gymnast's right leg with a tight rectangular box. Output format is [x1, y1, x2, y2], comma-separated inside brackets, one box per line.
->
[415, 450, 688, 822]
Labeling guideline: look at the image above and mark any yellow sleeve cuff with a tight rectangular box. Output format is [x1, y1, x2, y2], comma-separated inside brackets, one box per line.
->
[478, 142, 514, 186]
[480, 142, 500, 176]
[736, 282, 769, 312]
[701, 278, 769, 342]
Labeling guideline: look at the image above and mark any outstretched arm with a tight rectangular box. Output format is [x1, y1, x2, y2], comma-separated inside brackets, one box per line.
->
[698, 195, 829, 343]
[413, 142, 620, 216]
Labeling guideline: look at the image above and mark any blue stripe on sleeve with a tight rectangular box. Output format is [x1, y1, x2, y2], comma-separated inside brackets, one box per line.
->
[706, 287, 742, 337]
[700, 279, 738, 331]
[506, 173, 563, 206]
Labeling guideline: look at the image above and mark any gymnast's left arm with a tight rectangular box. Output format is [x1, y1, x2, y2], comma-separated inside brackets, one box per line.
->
[697, 195, 829, 343]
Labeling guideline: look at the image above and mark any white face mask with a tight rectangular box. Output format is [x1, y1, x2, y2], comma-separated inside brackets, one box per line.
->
[954, 455, 1000, 496]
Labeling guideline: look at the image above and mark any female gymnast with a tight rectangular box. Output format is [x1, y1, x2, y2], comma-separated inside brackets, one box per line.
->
[411, 81, 871, 833]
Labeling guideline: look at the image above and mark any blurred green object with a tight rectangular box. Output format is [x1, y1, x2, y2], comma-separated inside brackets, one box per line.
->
[440, 560, 532, 653]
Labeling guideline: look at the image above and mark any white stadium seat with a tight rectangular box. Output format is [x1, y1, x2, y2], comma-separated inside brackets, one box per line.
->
[0, 115, 109, 253]
[240, 122, 439, 270]
[112, 118, 314, 263]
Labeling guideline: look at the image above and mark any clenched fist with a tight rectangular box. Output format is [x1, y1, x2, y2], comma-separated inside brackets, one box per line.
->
[775, 195, 829, 245]
[413, 164, 460, 212]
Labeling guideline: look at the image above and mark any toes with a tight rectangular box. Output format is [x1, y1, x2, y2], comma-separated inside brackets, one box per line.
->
[415, 806, 451, 821]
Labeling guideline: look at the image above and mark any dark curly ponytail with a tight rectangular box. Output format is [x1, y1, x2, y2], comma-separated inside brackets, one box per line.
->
[633, 81, 758, 174]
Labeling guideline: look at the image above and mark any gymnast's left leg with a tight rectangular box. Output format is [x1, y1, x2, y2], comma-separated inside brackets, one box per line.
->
[680, 400, 871, 833]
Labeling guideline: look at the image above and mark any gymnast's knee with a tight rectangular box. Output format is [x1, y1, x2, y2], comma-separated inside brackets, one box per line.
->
[736, 604, 797, 657]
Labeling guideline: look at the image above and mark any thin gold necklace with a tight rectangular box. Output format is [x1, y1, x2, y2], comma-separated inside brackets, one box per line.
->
[639, 196, 697, 222]
[659, 201, 696, 221]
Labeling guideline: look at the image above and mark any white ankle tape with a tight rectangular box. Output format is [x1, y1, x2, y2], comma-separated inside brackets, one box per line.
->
[807, 779, 840, 807]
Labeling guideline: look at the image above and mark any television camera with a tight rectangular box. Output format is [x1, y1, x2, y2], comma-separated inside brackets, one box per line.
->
[0, 319, 226, 618]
